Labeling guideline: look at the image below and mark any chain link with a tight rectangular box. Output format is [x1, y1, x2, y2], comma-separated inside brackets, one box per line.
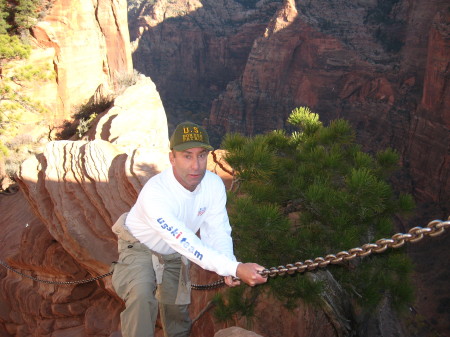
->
[1, 218, 448, 288]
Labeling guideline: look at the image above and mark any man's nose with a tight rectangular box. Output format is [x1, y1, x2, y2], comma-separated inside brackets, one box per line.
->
[191, 157, 200, 170]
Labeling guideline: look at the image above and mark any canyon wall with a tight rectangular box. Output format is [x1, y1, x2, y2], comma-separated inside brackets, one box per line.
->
[129, 0, 283, 131]
[130, 0, 448, 217]
[210, 0, 449, 219]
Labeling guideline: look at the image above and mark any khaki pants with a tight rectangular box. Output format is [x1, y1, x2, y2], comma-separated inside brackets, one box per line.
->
[112, 239, 192, 337]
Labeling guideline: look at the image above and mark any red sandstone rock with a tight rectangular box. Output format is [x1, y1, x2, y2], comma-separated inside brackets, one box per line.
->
[29, 0, 133, 121]
[207, 0, 449, 221]
[0, 77, 167, 336]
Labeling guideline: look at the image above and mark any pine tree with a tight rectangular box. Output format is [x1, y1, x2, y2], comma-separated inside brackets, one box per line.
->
[215, 107, 415, 320]
[14, 0, 40, 30]
[0, 0, 10, 34]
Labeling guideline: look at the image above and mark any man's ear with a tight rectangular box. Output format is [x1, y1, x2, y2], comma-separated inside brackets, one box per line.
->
[169, 151, 175, 166]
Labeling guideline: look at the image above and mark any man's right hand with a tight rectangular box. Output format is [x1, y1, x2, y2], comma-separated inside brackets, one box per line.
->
[236, 263, 268, 286]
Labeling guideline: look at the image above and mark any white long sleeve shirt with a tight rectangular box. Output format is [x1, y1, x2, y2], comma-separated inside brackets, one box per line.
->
[126, 168, 240, 277]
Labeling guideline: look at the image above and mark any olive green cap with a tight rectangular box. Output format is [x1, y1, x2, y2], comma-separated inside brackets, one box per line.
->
[169, 121, 214, 151]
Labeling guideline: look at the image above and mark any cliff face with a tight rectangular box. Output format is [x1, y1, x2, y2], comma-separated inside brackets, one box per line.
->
[209, 0, 449, 218]
[29, 0, 133, 121]
[129, 0, 282, 130]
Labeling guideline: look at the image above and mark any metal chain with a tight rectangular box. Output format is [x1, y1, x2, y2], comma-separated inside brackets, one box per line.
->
[0, 260, 113, 285]
[0, 258, 225, 289]
[1, 218, 448, 289]
[191, 279, 226, 290]
[257, 217, 450, 278]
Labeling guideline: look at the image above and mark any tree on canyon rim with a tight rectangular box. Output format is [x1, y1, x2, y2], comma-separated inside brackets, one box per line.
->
[213, 107, 415, 321]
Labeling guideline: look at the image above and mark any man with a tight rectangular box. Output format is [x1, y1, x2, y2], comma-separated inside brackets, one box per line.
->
[112, 121, 267, 337]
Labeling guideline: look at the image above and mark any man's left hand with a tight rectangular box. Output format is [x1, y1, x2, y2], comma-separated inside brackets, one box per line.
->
[224, 276, 241, 287]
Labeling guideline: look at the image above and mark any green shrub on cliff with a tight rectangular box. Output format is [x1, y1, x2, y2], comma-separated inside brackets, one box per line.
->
[215, 107, 414, 322]
[56, 96, 114, 140]
[0, 34, 31, 60]
[0, 0, 36, 61]
[0, 0, 52, 181]
[1, 63, 52, 136]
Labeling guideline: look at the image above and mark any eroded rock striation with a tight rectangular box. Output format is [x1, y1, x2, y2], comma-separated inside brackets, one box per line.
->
[0, 77, 169, 336]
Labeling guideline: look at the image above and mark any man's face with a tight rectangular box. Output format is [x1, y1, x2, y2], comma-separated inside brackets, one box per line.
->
[169, 147, 209, 191]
